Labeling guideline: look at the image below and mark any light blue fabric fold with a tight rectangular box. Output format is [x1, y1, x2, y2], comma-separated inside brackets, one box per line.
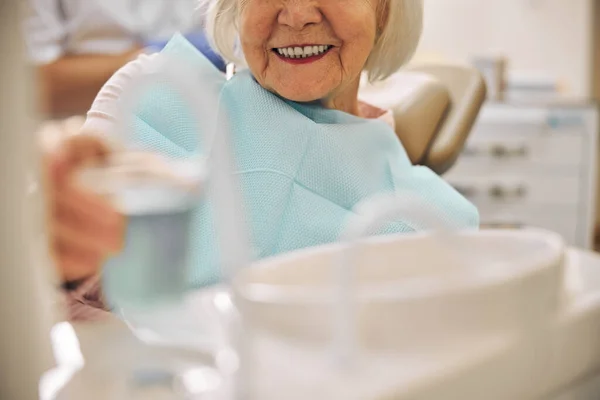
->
[125, 33, 480, 288]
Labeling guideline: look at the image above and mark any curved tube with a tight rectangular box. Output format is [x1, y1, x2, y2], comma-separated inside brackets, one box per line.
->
[115, 52, 253, 283]
[333, 192, 466, 368]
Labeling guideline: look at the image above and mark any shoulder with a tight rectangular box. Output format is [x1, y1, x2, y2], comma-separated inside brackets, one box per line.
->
[358, 100, 396, 130]
[83, 52, 161, 134]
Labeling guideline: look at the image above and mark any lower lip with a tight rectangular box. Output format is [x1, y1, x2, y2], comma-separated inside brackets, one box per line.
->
[274, 49, 330, 65]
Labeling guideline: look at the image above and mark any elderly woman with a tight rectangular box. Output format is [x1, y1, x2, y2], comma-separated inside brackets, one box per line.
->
[46, 0, 479, 320]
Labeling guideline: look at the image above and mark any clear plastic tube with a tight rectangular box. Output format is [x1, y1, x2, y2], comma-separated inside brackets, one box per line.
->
[333, 192, 473, 369]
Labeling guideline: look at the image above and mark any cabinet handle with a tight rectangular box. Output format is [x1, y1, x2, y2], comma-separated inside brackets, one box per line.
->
[489, 184, 527, 199]
[490, 145, 508, 158]
[514, 146, 529, 157]
[489, 144, 529, 159]
[489, 185, 505, 199]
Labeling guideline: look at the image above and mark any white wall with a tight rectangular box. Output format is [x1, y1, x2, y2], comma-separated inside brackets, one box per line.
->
[414, 0, 594, 97]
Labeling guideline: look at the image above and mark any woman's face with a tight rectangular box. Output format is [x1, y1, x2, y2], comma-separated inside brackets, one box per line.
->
[238, 0, 380, 105]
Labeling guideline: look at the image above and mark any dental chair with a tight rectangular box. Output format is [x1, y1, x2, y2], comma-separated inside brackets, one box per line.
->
[360, 64, 487, 174]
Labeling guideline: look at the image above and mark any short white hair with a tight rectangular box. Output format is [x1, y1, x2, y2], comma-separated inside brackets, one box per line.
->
[201, 0, 423, 82]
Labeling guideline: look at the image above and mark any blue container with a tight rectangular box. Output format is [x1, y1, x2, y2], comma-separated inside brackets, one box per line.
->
[102, 172, 202, 311]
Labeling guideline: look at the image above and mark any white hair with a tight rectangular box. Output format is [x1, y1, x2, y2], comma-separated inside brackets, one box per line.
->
[201, 0, 423, 82]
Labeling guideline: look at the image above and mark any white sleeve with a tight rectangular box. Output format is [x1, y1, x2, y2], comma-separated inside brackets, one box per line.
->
[82, 53, 159, 135]
[23, 0, 67, 64]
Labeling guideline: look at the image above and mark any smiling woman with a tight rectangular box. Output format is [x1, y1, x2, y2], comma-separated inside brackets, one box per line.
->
[42, 0, 479, 320]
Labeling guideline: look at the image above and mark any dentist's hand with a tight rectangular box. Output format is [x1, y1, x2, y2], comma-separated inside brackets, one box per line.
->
[42, 125, 125, 283]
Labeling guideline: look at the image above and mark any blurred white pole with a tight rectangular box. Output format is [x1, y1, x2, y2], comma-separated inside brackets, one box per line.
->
[0, 1, 57, 399]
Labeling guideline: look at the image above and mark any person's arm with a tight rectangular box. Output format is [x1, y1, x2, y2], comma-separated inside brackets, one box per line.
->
[23, 0, 141, 118]
[38, 50, 141, 119]
[82, 52, 159, 134]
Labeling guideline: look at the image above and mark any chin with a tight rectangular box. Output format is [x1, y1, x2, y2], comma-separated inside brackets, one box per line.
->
[273, 84, 331, 103]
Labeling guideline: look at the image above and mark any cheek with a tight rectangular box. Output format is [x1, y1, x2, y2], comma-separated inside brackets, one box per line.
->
[323, 4, 377, 66]
[239, 3, 277, 48]
[239, 4, 278, 72]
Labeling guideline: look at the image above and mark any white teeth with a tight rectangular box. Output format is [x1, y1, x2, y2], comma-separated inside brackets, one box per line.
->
[276, 45, 330, 59]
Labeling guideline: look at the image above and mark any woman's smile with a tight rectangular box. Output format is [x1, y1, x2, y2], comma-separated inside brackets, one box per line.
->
[272, 44, 334, 64]
[240, 0, 379, 106]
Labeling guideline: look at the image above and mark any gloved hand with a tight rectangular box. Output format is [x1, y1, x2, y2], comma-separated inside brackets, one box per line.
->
[144, 32, 227, 72]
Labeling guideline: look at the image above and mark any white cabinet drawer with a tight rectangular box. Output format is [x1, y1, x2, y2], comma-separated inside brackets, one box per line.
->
[458, 132, 585, 170]
[445, 174, 581, 206]
[452, 103, 599, 249]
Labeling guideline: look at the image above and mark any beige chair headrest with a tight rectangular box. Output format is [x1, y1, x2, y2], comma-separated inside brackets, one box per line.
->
[359, 65, 486, 175]
[359, 72, 450, 164]
[407, 64, 486, 174]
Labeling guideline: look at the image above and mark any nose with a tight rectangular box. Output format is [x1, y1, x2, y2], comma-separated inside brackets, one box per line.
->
[278, 0, 322, 30]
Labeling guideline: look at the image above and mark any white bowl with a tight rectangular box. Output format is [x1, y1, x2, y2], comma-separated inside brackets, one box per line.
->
[233, 229, 566, 351]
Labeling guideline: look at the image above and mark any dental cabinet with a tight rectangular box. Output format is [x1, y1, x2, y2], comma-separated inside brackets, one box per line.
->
[444, 101, 599, 249]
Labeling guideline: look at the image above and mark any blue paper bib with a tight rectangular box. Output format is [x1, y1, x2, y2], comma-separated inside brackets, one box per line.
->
[127, 34, 479, 287]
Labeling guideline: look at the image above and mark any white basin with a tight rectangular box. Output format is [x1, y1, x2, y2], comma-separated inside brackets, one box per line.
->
[234, 229, 566, 351]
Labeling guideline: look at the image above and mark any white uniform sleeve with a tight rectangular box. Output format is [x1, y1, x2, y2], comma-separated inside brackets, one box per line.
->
[23, 0, 67, 64]
[82, 52, 159, 135]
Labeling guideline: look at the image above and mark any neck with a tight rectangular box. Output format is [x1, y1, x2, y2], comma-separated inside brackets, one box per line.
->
[321, 77, 361, 116]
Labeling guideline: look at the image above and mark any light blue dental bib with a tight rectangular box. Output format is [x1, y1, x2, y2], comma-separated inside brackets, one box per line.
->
[127, 34, 479, 288]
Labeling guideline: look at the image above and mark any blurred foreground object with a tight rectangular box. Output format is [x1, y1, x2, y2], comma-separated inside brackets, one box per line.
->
[59, 226, 600, 399]
[0, 0, 58, 398]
